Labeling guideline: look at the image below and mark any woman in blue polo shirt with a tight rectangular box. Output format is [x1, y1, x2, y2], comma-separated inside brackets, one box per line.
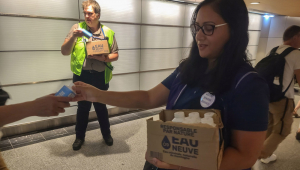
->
[71, 0, 269, 169]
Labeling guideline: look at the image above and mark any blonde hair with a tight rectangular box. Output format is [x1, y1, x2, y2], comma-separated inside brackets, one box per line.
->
[82, 0, 101, 15]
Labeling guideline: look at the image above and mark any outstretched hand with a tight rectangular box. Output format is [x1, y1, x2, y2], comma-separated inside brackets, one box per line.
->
[71, 81, 101, 102]
[33, 94, 72, 117]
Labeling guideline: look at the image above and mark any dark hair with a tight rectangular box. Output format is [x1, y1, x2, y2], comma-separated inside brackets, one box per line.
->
[283, 25, 300, 42]
[179, 0, 251, 95]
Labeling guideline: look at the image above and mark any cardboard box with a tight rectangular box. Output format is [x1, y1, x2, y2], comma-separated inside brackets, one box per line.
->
[147, 109, 224, 170]
[86, 40, 110, 55]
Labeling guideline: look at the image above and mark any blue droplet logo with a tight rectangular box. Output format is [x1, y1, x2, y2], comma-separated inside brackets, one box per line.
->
[162, 136, 171, 149]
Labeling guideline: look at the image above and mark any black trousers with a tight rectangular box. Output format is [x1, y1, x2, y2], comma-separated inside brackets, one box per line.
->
[73, 70, 110, 139]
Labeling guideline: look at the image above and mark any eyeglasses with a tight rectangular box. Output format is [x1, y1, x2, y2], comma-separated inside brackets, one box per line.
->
[190, 23, 227, 36]
[83, 12, 95, 17]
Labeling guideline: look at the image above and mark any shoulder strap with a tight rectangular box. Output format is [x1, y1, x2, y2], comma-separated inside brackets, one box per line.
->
[280, 47, 296, 58]
[0, 84, 10, 106]
[270, 46, 279, 55]
[279, 47, 296, 90]
[283, 78, 293, 95]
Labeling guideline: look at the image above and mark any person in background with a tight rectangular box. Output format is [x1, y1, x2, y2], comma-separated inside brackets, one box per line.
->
[293, 100, 300, 118]
[70, 0, 269, 169]
[259, 25, 300, 163]
[61, 0, 119, 150]
[293, 75, 300, 118]
[294, 94, 300, 140]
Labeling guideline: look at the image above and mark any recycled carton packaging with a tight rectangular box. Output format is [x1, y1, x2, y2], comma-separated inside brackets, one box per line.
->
[147, 109, 224, 170]
[86, 40, 110, 55]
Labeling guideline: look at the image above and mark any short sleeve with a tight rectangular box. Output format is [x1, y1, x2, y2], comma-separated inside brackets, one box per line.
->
[292, 50, 300, 70]
[110, 35, 119, 53]
[228, 74, 269, 131]
[161, 68, 179, 89]
[66, 24, 78, 39]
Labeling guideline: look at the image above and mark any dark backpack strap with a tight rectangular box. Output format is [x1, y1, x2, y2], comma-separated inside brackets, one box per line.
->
[280, 47, 296, 58]
[270, 46, 279, 55]
[283, 77, 294, 95]
[0, 85, 10, 106]
[279, 47, 296, 92]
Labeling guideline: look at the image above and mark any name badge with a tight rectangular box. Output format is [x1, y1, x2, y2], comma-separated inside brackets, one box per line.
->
[200, 92, 215, 108]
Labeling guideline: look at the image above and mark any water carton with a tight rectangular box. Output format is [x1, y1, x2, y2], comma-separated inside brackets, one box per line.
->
[146, 109, 224, 170]
[55, 83, 76, 98]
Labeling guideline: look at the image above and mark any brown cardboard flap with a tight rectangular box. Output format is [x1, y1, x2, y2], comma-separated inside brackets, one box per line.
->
[147, 117, 154, 121]
[165, 121, 216, 129]
[217, 141, 224, 169]
[159, 109, 166, 121]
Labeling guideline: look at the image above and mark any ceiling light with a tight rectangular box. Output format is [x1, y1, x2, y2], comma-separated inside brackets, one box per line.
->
[263, 15, 270, 19]
[263, 15, 274, 19]
[251, 2, 260, 5]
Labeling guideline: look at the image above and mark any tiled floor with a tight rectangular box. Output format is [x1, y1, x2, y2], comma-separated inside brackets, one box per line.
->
[2, 103, 300, 170]
[1, 108, 162, 170]
[0, 109, 160, 152]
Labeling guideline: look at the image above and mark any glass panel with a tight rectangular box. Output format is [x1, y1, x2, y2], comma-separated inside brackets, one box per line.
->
[0, 0, 79, 18]
[0, 16, 77, 51]
[141, 26, 184, 48]
[142, 0, 185, 26]
[140, 69, 174, 90]
[0, 51, 72, 85]
[79, 0, 141, 23]
[269, 16, 287, 38]
[248, 31, 260, 46]
[104, 23, 141, 49]
[183, 28, 193, 48]
[248, 13, 262, 30]
[184, 4, 197, 26]
[109, 73, 140, 92]
[113, 50, 140, 74]
[266, 38, 283, 54]
[140, 49, 181, 71]
[285, 17, 300, 29]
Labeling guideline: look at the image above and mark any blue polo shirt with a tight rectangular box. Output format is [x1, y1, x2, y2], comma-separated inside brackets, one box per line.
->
[160, 65, 269, 170]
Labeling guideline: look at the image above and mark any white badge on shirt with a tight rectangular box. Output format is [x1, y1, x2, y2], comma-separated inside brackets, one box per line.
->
[200, 92, 215, 108]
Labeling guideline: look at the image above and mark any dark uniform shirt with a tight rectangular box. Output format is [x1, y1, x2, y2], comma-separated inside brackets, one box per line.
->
[160, 65, 269, 170]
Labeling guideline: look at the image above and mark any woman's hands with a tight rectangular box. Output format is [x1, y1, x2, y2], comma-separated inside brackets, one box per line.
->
[71, 81, 101, 103]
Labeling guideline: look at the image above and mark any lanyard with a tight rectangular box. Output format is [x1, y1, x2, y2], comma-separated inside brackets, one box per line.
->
[101, 27, 106, 39]
[90, 27, 106, 40]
